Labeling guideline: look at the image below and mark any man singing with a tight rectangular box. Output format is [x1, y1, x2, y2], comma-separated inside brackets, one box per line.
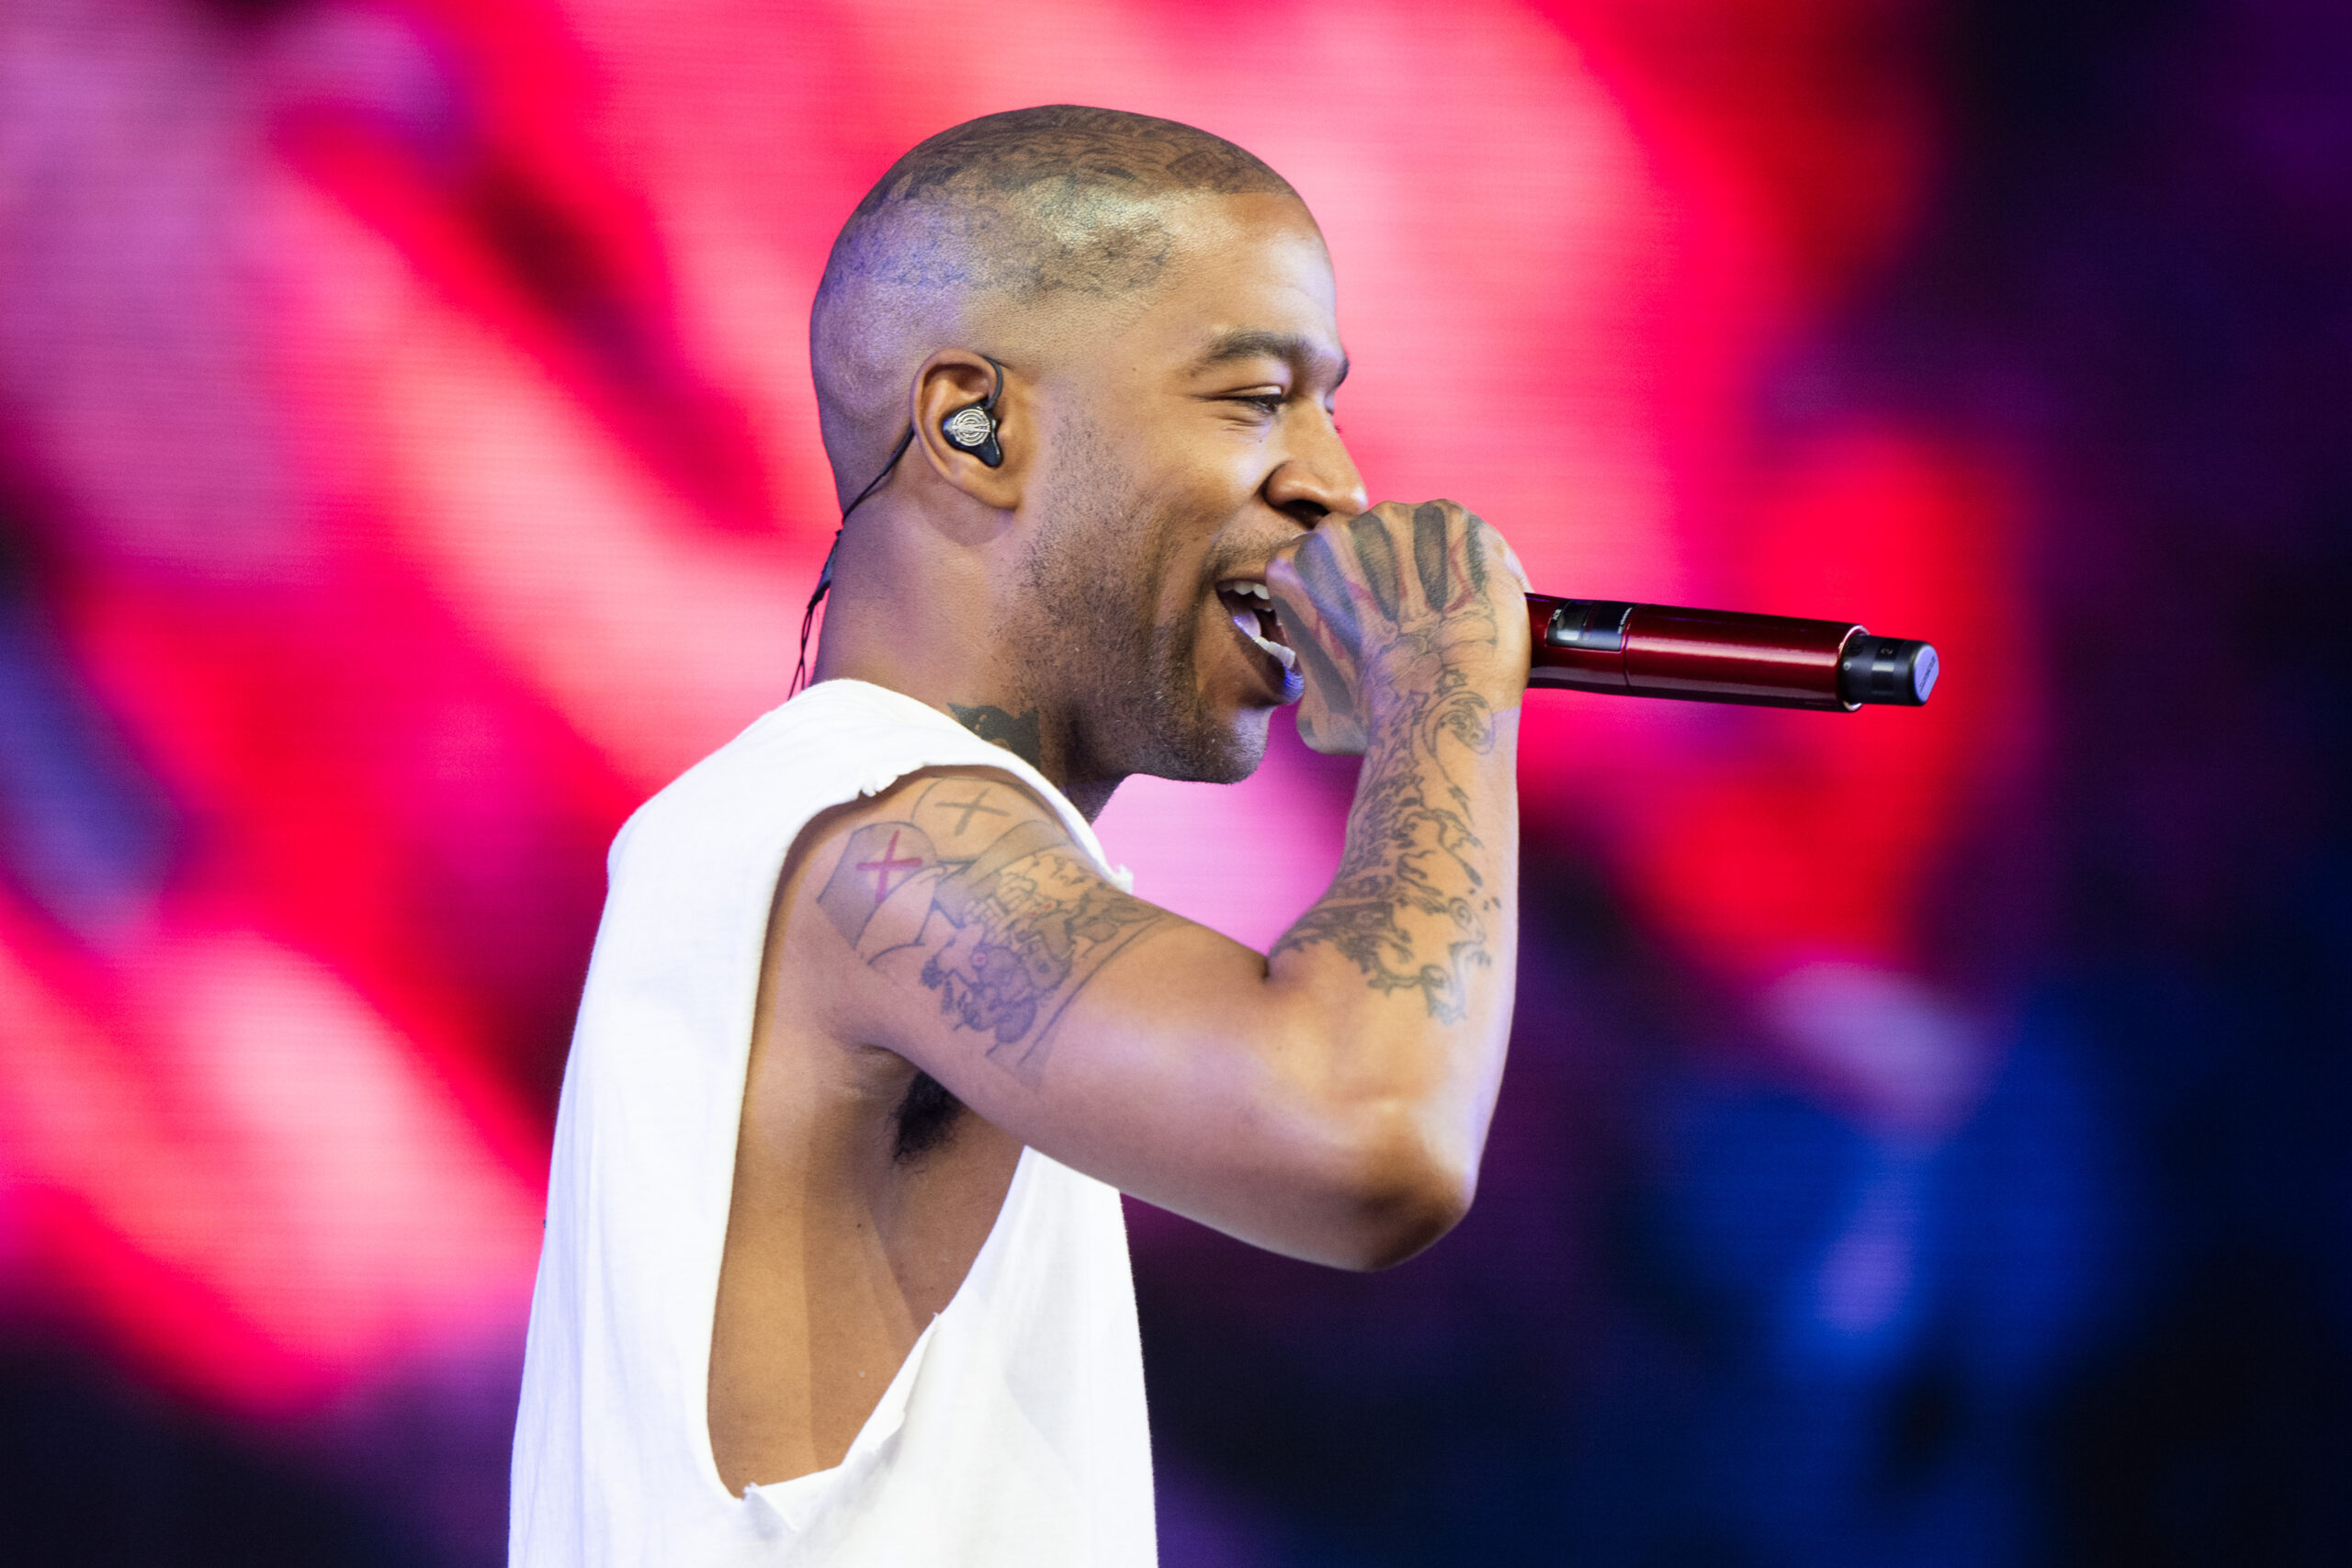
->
[512, 105, 1530, 1565]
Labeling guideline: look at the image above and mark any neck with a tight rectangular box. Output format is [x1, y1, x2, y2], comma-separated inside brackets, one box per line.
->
[810, 589, 1125, 824]
[939, 698, 1120, 822]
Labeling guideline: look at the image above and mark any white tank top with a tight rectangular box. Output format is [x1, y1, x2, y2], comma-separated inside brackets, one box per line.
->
[511, 680, 1157, 1566]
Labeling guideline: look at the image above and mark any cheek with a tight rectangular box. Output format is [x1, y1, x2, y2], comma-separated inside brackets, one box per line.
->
[1108, 431, 1268, 628]
[1176, 445, 1270, 550]
[1142, 415, 1265, 502]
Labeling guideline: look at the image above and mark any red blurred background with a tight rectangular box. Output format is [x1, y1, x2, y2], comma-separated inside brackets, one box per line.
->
[4, 0, 2346, 1563]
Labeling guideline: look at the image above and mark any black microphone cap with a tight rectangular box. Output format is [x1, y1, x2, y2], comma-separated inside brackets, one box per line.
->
[1838, 635, 1939, 706]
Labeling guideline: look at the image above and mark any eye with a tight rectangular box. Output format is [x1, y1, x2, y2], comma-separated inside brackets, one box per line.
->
[1227, 389, 1286, 418]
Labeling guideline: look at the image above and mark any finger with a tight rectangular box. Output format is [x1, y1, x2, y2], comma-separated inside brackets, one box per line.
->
[1477, 520, 1532, 598]
[1290, 532, 1365, 661]
[1409, 501, 1453, 615]
[1344, 512, 1404, 626]
[1301, 690, 1366, 756]
[1267, 554, 1365, 739]
[1276, 595, 1362, 739]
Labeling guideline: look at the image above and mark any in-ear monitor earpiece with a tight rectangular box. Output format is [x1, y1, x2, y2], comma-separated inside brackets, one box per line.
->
[943, 404, 997, 455]
[939, 355, 1006, 468]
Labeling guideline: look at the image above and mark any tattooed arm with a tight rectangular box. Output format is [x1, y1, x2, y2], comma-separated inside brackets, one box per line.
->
[778, 501, 1525, 1269]
[811, 784, 1166, 1089]
[1267, 501, 1528, 1023]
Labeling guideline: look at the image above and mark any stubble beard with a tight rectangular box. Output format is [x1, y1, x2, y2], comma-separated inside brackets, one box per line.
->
[1018, 420, 1267, 788]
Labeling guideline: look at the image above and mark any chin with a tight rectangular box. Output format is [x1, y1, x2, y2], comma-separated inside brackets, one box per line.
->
[1187, 705, 1275, 784]
[1132, 702, 1270, 786]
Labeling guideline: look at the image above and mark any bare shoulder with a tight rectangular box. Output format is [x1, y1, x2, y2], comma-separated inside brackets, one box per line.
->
[777, 767, 1175, 1088]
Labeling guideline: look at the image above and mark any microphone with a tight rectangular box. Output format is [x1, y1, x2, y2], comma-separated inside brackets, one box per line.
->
[1525, 594, 1938, 711]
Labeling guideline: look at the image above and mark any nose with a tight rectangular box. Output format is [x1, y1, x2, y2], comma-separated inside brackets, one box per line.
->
[1262, 404, 1367, 528]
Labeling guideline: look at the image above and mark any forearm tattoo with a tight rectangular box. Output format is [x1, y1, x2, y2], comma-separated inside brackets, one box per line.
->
[1270, 504, 1507, 1022]
[817, 779, 1166, 1084]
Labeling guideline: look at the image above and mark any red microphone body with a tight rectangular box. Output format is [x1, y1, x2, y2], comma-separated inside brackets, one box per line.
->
[1524, 594, 1939, 711]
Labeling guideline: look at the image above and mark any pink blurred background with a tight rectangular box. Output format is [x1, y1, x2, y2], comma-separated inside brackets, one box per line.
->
[17, 0, 2338, 1562]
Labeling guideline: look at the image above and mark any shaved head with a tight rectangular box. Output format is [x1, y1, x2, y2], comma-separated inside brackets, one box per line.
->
[811, 106, 1296, 501]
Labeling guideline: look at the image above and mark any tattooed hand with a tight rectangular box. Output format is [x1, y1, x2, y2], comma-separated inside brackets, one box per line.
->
[1264, 500, 1531, 757]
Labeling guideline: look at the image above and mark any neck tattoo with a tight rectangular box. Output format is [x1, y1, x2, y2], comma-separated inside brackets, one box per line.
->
[948, 704, 1045, 772]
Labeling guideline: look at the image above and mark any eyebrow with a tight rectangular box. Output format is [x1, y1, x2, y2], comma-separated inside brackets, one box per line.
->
[1190, 329, 1349, 386]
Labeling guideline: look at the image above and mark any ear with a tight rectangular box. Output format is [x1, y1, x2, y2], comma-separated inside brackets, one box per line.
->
[910, 349, 1023, 511]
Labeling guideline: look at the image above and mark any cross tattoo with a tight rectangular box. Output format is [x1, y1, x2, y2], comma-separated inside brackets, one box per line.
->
[938, 792, 1010, 834]
[854, 829, 924, 905]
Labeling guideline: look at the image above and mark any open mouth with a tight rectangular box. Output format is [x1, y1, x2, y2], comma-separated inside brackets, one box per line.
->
[1216, 578, 1296, 675]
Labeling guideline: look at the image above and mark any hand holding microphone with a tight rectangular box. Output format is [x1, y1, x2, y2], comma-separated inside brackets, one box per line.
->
[1268, 502, 1937, 751]
[1264, 500, 1532, 756]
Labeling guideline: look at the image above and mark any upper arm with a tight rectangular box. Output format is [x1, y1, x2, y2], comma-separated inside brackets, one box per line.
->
[807, 772, 1171, 1089]
[777, 769, 1459, 1268]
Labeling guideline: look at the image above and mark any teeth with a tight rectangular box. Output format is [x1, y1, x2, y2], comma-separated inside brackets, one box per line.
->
[1222, 582, 1292, 671]
[1249, 632, 1297, 670]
